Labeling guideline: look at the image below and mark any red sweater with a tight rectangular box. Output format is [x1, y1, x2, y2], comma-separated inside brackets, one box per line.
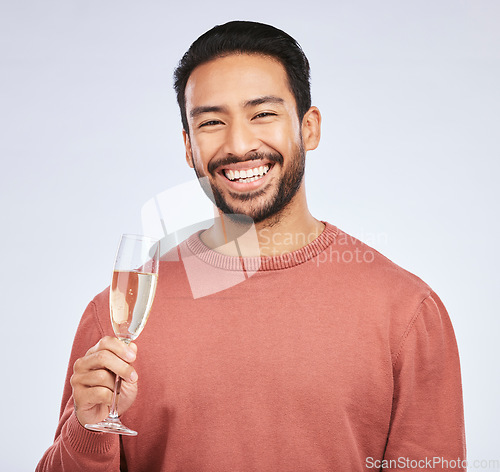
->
[37, 222, 466, 471]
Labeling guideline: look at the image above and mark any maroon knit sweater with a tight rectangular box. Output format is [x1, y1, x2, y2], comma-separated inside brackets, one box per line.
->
[37, 222, 466, 471]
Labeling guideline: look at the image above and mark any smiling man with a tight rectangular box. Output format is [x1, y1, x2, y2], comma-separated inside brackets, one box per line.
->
[182, 53, 319, 235]
[37, 21, 466, 472]
[176, 31, 325, 256]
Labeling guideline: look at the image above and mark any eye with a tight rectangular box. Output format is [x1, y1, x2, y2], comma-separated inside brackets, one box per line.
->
[253, 112, 277, 120]
[199, 120, 223, 128]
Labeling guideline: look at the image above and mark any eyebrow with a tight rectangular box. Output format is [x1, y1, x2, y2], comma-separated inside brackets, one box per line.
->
[243, 95, 285, 108]
[190, 105, 228, 119]
[189, 96, 285, 119]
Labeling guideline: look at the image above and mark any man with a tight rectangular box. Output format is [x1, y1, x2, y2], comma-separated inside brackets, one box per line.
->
[37, 21, 466, 471]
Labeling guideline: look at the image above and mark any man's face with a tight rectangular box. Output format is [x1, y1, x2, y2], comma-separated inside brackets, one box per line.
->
[183, 53, 307, 225]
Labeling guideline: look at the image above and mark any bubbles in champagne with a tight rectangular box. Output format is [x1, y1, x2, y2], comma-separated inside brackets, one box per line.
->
[110, 270, 158, 341]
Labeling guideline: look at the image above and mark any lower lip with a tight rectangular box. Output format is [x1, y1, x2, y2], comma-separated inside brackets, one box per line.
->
[218, 165, 274, 191]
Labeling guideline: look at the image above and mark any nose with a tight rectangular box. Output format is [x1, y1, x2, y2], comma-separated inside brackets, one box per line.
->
[222, 118, 260, 158]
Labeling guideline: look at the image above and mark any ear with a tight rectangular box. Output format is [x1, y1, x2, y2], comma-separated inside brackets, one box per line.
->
[301, 106, 321, 151]
[183, 130, 194, 168]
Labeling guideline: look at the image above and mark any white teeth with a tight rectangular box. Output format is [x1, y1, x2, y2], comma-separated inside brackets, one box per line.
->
[223, 164, 272, 182]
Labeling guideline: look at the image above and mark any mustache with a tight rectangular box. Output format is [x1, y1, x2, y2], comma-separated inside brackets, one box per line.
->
[207, 152, 283, 175]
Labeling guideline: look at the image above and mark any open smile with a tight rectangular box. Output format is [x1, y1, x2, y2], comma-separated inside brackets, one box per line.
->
[216, 161, 276, 190]
[223, 164, 271, 183]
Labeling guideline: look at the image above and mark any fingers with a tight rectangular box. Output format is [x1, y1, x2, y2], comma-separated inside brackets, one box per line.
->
[77, 337, 137, 380]
[71, 337, 140, 425]
[86, 336, 137, 363]
[71, 337, 138, 393]
[73, 367, 117, 392]
[78, 349, 137, 383]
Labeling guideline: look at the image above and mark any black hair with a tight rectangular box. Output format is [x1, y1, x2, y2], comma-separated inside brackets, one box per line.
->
[173, 21, 311, 134]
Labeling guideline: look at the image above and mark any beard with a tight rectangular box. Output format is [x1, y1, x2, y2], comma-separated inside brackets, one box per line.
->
[192, 141, 306, 227]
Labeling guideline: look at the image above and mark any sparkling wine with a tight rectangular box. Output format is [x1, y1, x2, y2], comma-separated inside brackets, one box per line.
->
[110, 270, 158, 341]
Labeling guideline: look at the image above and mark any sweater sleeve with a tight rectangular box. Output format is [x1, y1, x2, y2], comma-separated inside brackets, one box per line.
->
[383, 291, 467, 471]
[36, 299, 121, 472]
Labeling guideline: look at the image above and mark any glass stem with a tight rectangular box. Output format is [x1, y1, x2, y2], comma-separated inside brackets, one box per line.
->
[108, 374, 122, 420]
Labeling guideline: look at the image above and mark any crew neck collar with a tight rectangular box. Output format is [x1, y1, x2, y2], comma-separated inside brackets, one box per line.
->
[184, 221, 338, 272]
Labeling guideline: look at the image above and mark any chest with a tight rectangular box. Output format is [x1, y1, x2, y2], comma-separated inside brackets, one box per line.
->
[137, 284, 393, 418]
[121, 273, 395, 471]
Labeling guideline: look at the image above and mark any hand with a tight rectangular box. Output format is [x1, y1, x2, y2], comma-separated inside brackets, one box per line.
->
[70, 336, 139, 428]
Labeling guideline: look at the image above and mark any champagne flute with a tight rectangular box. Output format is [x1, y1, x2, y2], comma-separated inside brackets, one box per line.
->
[85, 234, 160, 436]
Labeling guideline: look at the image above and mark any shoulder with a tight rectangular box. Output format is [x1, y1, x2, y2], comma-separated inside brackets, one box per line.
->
[329, 226, 455, 359]
[322, 225, 442, 342]
[329, 226, 432, 299]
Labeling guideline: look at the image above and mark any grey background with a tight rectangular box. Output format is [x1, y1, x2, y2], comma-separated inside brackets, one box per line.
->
[1, 1, 499, 470]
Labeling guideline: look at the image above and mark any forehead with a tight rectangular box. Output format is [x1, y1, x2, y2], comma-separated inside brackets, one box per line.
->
[184, 54, 295, 111]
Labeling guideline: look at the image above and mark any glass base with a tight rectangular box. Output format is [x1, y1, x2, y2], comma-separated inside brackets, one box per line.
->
[85, 417, 137, 436]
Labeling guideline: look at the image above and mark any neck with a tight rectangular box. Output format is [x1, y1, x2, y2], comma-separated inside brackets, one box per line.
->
[200, 188, 325, 257]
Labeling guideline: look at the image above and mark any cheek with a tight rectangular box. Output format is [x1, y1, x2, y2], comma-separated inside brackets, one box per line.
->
[261, 123, 300, 156]
[190, 135, 221, 170]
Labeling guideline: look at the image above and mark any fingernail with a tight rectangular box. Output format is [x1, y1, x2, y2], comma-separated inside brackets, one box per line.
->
[130, 371, 138, 382]
[126, 349, 136, 361]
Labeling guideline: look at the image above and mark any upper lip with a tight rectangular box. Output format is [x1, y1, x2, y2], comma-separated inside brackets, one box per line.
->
[217, 159, 273, 173]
